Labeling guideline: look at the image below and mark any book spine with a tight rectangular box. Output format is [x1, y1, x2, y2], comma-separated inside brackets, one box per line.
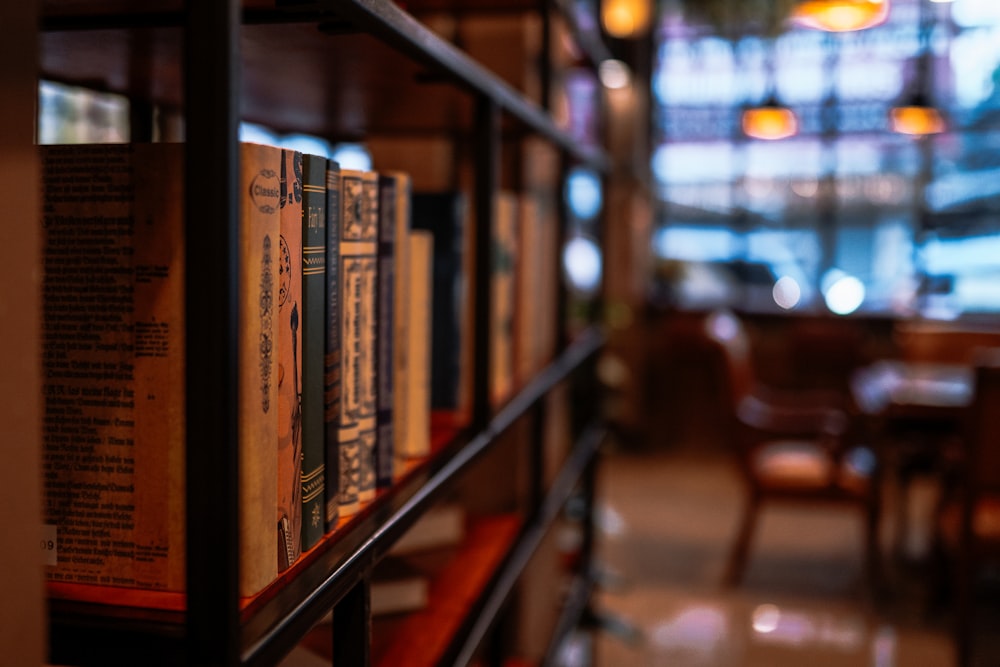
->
[323, 162, 341, 531]
[338, 170, 378, 514]
[238, 142, 283, 596]
[41, 143, 186, 592]
[359, 171, 379, 502]
[375, 174, 397, 489]
[300, 154, 327, 551]
[391, 174, 412, 465]
[277, 149, 304, 571]
[406, 229, 434, 459]
[411, 193, 468, 411]
[491, 192, 517, 405]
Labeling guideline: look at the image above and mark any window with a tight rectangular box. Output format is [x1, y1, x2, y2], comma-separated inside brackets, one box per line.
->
[651, 0, 1000, 316]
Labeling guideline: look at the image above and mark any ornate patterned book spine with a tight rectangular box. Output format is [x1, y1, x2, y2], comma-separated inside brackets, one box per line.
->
[276, 149, 304, 571]
[239, 142, 283, 596]
[323, 162, 341, 530]
[338, 169, 378, 514]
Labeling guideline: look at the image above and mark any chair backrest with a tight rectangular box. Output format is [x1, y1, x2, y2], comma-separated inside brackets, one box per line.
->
[702, 309, 755, 410]
[967, 349, 1000, 494]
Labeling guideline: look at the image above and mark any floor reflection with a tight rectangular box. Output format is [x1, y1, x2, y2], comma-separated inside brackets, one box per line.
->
[591, 449, 960, 667]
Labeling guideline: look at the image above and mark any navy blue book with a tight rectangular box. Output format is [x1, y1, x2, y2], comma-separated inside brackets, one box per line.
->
[375, 173, 400, 489]
[410, 191, 470, 412]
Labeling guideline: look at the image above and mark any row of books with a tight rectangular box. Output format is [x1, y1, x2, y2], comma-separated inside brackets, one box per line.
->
[40, 140, 560, 605]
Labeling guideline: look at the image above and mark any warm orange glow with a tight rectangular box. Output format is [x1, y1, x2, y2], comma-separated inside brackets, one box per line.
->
[890, 105, 945, 135]
[601, 0, 652, 38]
[791, 0, 890, 32]
[742, 106, 799, 140]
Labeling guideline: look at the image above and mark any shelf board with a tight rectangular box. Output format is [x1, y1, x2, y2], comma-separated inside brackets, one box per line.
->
[295, 513, 523, 666]
[371, 513, 521, 667]
[39, 0, 610, 171]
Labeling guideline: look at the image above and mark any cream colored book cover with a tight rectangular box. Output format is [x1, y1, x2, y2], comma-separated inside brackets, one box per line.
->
[239, 142, 283, 597]
[405, 230, 433, 459]
[338, 170, 378, 513]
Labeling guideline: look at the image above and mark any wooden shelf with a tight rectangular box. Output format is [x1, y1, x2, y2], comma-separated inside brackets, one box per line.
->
[370, 513, 521, 667]
[47, 328, 605, 667]
[37, 1, 612, 663]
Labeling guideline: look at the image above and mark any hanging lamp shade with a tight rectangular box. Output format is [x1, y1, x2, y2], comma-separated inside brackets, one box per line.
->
[601, 0, 653, 38]
[790, 0, 890, 32]
[890, 93, 945, 135]
[742, 97, 799, 140]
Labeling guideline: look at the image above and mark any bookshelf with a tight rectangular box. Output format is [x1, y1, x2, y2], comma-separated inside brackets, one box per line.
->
[32, 1, 613, 665]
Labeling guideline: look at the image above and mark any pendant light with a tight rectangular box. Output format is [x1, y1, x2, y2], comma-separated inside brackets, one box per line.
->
[890, 95, 945, 135]
[890, 0, 945, 135]
[602, 0, 653, 38]
[790, 0, 890, 32]
[743, 96, 799, 140]
[742, 39, 798, 141]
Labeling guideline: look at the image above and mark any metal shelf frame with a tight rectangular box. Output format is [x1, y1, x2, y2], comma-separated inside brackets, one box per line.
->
[43, 1, 611, 664]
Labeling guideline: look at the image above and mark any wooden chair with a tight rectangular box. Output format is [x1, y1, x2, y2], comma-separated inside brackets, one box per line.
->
[701, 310, 882, 590]
[935, 350, 1000, 666]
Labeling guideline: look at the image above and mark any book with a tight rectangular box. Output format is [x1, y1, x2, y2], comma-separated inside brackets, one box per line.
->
[323, 161, 341, 531]
[410, 192, 471, 412]
[369, 557, 430, 616]
[514, 195, 541, 386]
[389, 173, 412, 474]
[491, 191, 518, 405]
[514, 189, 559, 384]
[388, 503, 464, 556]
[404, 230, 433, 459]
[277, 148, 304, 571]
[338, 169, 378, 515]
[40, 142, 280, 599]
[299, 153, 327, 551]
[238, 142, 284, 597]
[375, 173, 399, 489]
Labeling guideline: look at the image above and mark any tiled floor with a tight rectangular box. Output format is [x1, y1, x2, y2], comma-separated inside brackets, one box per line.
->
[588, 446, 986, 667]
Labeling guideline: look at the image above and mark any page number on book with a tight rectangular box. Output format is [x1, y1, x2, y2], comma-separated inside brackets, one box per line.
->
[41, 524, 57, 566]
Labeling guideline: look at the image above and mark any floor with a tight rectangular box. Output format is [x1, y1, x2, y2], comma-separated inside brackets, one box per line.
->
[584, 444, 999, 667]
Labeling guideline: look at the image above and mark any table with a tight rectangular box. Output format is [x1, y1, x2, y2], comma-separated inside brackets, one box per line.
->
[851, 360, 975, 561]
[851, 360, 974, 419]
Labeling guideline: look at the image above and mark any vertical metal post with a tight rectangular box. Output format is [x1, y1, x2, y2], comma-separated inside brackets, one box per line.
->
[184, 1, 242, 665]
[555, 150, 571, 353]
[3, 2, 44, 665]
[539, 0, 552, 113]
[578, 445, 598, 580]
[473, 96, 499, 431]
[333, 577, 372, 666]
[128, 99, 155, 143]
[528, 400, 548, 518]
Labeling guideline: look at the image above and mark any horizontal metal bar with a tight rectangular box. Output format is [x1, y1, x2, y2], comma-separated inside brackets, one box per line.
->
[324, 0, 611, 171]
[241, 327, 605, 665]
[449, 422, 607, 667]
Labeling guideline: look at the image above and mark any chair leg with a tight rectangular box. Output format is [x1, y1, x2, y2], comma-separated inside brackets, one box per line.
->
[955, 551, 974, 667]
[864, 499, 883, 600]
[724, 492, 759, 587]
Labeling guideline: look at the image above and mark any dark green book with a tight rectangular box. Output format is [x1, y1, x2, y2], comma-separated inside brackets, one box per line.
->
[300, 153, 327, 550]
